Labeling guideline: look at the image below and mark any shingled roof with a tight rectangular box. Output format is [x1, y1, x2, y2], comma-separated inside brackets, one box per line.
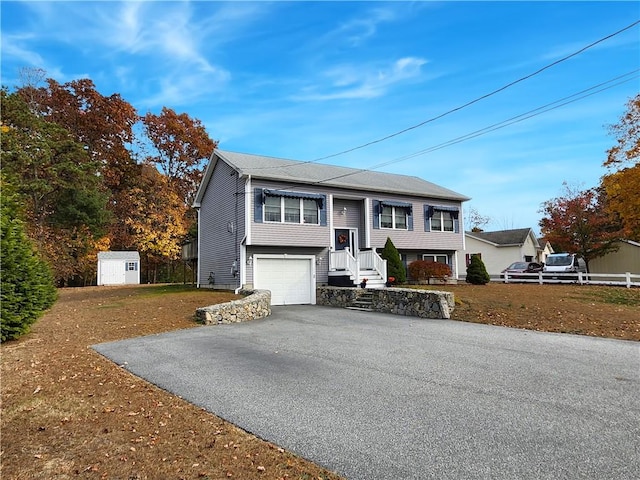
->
[195, 150, 470, 204]
[466, 228, 540, 247]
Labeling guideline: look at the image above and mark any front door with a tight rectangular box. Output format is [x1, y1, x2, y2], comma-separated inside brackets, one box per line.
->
[335, 229, 359, 254]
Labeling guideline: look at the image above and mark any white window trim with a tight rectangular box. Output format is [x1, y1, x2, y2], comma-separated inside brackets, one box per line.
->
[380, 205, 409, 230]
[264, 196, 320, 225]
[430, 210, 454, 232]
[422, 254, 450, 264]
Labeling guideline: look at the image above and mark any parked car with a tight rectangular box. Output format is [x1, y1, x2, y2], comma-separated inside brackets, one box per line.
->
[501, 261, 543, 279]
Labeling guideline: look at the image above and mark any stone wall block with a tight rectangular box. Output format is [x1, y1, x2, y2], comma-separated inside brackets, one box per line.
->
[317, 286, 454, 320]
[196, 289, 271, 325]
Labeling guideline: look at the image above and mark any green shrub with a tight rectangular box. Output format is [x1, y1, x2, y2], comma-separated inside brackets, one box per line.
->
[466, 255, 490, 285]
[380, 237, 406, 284]
[408, 260, 451, 282]
[1, 186, 57, 342]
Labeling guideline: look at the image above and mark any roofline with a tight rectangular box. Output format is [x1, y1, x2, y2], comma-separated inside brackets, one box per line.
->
[194, 149, 471, 205]
[465, 228, 539, 248]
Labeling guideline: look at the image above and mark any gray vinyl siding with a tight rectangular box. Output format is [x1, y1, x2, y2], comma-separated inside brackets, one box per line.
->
[368, 197, 464, 251]
[332, 198, 365, 246]
[250, 180, 331, 247]
[249, 181, 464, 251]
[198, 160, 245, 289]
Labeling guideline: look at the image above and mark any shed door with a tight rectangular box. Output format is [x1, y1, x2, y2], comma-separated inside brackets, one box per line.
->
[254, 257, 314, 305]
[100, 260, 125, 285]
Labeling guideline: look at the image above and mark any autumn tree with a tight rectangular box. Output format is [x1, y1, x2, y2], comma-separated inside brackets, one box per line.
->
[600, 94, 640, 241]
[18, 77, 139, 189]
[142, 107, 217, 204]
[123, 165, 190, 282]
[538, 183, 621, 271]
[16, 77, 140, 254]
[604, 94, 640, 167]
[1, 89, 111, 285]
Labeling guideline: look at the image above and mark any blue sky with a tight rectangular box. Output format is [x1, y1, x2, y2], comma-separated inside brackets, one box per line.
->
[2, 1, 639, 234]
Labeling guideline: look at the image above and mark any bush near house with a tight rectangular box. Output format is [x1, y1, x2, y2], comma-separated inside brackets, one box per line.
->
[466, 255, 490, 285]
[381, 237, 406, 284]
[408, 260, 452, 282]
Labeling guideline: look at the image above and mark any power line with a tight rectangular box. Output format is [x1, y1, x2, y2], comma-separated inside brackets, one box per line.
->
[293, 69, 637, 186]
[309, 19, 640, 163]
[363, 71, 640, 172]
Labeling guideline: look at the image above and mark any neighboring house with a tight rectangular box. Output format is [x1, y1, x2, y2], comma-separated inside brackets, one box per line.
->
[97, 251, 140, 285]
[463, 228, 541, 276]
[589, 240, 640, 274]
[193, 150, 470, 305]
[538, 237, 554, 264]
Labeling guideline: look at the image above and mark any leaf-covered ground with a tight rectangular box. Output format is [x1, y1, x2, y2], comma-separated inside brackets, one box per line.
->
[2, 283, 638, 479]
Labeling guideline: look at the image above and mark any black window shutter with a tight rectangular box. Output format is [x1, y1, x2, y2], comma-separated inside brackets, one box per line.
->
[452, 208, 460, 233]
[373, 200, 380, 229]
[254, 188, 263, 223]
[319, 195, 327, 226]
[407, 209, 414, 231]
[423, 205, 432, 232]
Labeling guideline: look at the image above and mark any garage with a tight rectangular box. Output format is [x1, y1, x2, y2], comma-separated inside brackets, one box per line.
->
[253, 255, 316, 305]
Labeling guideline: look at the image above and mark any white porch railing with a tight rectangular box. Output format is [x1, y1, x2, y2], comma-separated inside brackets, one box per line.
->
[358, 249, 387, 281]
[329, 249, 387, 284]
[330, 248, 359, 281]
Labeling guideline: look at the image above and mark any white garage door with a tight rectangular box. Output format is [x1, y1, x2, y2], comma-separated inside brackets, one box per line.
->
[254, 257, 314, 305]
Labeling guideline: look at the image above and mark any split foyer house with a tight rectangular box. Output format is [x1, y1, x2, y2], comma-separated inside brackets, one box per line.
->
[193, 150, 470, 305]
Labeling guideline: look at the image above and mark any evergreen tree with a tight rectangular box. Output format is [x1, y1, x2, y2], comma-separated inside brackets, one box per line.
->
[466, 255, 490, 285]
[1, 179, 57, 341]
[380, 237, 406, 284]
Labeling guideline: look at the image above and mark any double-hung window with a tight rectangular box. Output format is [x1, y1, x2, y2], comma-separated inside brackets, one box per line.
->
[380, 205, 409, 230]
[423, 254, 449, 264]
[264, 196, 282, 222]
[303, 199, 319, 224]
[431, 210, 454, 232]
[255, 188, 326, 225]
[265, 195, 320, 225]
[424, 205, 459, 232]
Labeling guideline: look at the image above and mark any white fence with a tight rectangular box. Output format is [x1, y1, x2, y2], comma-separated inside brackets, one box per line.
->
[494, 272, 640, 288]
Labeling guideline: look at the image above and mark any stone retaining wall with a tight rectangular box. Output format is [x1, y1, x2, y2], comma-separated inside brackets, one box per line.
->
[195, 289, 271, 325]
[317, 286, 454, 319]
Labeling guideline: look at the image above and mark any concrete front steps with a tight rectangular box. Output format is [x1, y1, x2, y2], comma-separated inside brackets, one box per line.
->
[347, 290, 374, 311]
[355, 269, 386, 289]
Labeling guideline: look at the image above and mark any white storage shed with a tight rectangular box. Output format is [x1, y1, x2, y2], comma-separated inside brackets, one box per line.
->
[97, 251, 141, 285]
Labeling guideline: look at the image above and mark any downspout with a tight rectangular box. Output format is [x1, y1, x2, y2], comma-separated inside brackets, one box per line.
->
[196, 206, 201, 287]
[459, 203, 466, 280]
[235, 175, 251, 295]
[234, 172, 240, 292]
[236, 235, 247, 295]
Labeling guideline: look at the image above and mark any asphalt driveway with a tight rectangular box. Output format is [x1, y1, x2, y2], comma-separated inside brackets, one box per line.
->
[94, 306, 640, 480]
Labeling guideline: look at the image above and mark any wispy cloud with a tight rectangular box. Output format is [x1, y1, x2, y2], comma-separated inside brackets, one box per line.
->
[295, 56, 428, 101]
[1, 33, 46, 67]
[328, 6, 399, 47]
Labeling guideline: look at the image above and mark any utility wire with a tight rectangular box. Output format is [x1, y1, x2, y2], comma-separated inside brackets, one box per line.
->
[313, 70, 639, 185]
[310, 19, 640, 163]
[246, 19, 639, 173]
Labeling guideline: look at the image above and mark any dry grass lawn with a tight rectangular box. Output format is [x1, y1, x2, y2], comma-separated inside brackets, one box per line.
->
[1, 283, 638, 479]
